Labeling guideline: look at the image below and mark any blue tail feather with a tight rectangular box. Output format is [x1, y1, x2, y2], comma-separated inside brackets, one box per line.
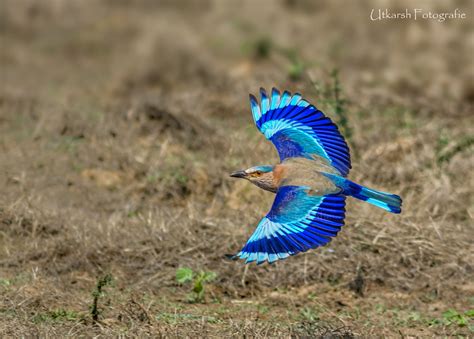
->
[345, 180, 402, 213]
[322, 173, 402, 213]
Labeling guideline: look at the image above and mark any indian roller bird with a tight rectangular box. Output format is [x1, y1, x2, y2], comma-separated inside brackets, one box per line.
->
[229, 88, 402, 264]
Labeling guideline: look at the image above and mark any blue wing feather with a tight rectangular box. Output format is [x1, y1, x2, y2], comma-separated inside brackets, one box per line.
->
[260, 88, 270, 115]
[249, 94, 261, 122]
[236, 186, 346, 264]
[250, 88, 351, 176]
[270, 88, 280, 110]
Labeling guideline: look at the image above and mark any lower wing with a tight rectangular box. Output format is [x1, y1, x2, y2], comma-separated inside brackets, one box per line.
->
[234, 185, 346, 264]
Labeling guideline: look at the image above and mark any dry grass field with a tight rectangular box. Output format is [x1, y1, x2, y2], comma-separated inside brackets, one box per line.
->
[1, 0, 473, 337]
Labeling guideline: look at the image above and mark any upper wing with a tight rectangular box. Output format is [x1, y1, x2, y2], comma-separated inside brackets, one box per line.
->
[249, 88, 351, 177]
[235, 186, 346, 264]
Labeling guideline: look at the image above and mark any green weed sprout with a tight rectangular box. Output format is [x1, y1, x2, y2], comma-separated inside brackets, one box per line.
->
[441, 309, 472, 327]
[90, 274, 113, 322]
[242, 36, 308, 81]
[176, 267, 217, 303]
[428, 308, 474, 328]
[310, 68, 352, 143]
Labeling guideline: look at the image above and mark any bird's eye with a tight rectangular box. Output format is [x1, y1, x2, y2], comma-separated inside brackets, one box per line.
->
[255, 171, 262, 176]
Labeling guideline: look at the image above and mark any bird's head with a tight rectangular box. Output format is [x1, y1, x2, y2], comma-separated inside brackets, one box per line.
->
[230, 165, 277, 193]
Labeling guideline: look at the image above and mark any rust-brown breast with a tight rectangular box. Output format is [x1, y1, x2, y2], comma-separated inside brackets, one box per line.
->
[272, 164, 288, 187]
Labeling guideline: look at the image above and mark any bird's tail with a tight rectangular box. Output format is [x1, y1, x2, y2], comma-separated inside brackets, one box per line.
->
[322, 173, 402, 213]
[343, 179, 402, 213]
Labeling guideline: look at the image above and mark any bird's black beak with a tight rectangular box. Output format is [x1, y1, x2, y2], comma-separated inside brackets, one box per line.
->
[230, 170, 247, 178]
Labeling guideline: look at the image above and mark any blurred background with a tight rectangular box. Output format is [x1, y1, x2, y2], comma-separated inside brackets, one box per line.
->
[0, 0, 473, 336]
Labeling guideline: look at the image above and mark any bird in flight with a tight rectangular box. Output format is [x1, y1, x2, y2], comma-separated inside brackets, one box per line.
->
[229, 88, 402, 264]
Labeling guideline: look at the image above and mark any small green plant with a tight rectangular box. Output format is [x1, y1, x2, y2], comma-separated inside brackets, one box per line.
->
[310, 68, 352, 142]
[330, 69, 351, 141]
[300, 306, 320, 322]
[126, 210, 139, 218]
[242, 36, 309, 81]
[287, 59, 306, 81]
[90, 274, 113, 322]
[253, 36, 273, 59]
[32, 308, 79, 323]
[441, 309, 471, 327]
[258, 305, 270, 315]
[176, 267, 217, 303]
[375, 303, 386, 314]
[281, 48, 306, 81]
[0, 278, 11, 287]
[428, 308, 474, 328]
[241, 36, 273, 59]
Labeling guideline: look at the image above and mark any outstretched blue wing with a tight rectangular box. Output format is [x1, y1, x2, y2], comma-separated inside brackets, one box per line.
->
[236, 186, 346, 264]
[249, 88, 351, 176]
